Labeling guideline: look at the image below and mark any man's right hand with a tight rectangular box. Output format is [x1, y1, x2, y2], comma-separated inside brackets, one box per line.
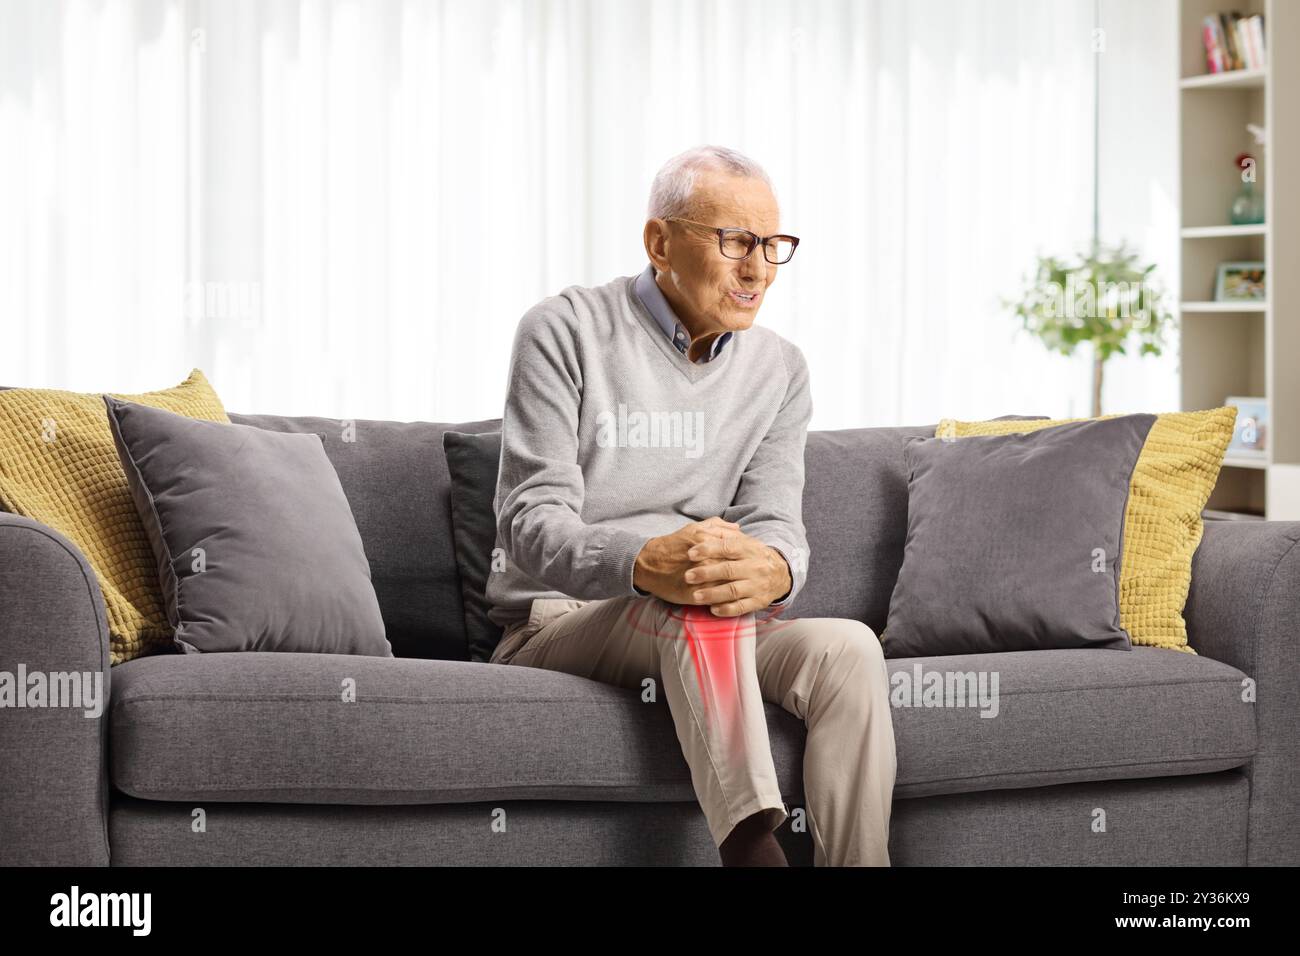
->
[633, 517, 744, 605]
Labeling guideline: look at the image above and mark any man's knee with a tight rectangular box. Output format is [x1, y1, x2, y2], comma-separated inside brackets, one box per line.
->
[661, 602, 757, 637]
[811, 617, 882, 656]
[806, 618, 888, 689]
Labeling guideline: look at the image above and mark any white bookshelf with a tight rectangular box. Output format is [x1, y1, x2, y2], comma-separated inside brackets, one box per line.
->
[1179, 67, 1265, 89]
[1181, 300, 1267, 312]
[1180, 223, 1266, 237]
[1178, 0, 1299, 519]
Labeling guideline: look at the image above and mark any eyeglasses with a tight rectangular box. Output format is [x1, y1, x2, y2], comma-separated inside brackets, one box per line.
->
[665, 217, 800, 265]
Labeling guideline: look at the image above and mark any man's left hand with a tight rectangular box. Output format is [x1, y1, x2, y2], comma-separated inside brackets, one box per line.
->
[682, 532, 791, 617]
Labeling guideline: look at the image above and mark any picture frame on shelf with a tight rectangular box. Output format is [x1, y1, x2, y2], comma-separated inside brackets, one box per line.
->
[1226, 396, 1269, 458]
[1214, 261, 1266, 301]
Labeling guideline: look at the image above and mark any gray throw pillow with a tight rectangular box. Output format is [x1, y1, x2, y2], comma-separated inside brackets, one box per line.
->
[881, 413, 1157, 657]
[228, 412, 500, 661]
[104, 397, 392, 656]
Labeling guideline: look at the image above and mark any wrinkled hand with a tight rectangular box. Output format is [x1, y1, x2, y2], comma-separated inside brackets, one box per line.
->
[633, 517, 746, 605]
[682, 531, 791, 617]
[633, 517, 792, 615]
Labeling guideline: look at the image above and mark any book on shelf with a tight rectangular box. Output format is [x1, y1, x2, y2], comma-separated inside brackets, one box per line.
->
[1202, 12, 1267, 73]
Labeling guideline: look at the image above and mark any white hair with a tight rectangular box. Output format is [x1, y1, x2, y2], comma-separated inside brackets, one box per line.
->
[646, 145, 774, 221]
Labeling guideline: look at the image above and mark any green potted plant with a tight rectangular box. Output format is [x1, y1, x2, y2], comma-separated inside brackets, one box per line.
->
[1008, 242, 1175, 417]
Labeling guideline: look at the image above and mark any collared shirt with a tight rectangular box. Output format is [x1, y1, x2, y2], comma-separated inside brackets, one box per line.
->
[632, 263, 733, 363]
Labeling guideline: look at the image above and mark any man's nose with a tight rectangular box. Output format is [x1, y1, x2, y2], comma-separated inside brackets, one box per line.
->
[738, 243, 769, 282]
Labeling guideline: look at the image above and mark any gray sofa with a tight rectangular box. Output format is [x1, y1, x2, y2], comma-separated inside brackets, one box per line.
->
[2, 412, 1297, 866]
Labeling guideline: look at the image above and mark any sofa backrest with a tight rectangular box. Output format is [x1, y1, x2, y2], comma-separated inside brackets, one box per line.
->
[2, 380, 1030, 657]
[237, 415, 938, 654]
[798, 425, 936, 633]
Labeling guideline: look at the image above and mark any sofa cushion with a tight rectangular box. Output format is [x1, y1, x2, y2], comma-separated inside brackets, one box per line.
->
[882, 414, 1156, 657]
[108, 645, 1254, 804]
[105, 398, 391, 657]
[888, 647, 1255, 797]
[228, 413, 501, 660]
[108, 651, 807, 804]
[443, 430, 506, 663]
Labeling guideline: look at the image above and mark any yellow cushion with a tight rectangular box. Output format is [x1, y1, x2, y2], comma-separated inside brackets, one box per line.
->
[934, 406, 1237, 655]
[0, 370, 229, 664]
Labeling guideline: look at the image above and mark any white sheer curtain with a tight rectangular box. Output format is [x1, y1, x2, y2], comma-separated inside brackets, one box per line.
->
[1, 0, 1172, 427]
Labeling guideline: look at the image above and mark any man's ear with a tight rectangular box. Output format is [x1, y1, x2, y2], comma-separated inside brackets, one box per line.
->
[644, 218, 669, 272]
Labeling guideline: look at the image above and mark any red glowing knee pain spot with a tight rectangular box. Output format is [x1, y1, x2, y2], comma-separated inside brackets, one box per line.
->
[678, 605, 753, 760]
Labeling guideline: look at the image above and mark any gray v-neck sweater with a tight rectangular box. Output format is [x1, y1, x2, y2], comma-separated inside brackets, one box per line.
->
[485, 270, 813, 630]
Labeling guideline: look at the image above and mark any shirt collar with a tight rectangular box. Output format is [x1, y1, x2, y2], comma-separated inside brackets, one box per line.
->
[633, 263, 733, 363]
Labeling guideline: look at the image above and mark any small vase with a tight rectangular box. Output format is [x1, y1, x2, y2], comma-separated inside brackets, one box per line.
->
[1230, 181, 1265, 225]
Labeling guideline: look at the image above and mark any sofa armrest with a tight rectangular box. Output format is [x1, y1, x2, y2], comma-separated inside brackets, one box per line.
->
[0, 513, 111, 865]
[1185, 519, 1300, 866]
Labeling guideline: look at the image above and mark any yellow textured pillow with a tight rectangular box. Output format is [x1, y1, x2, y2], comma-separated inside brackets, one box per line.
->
[0, 370, 230, 664]
[934, 406, 1237, 655]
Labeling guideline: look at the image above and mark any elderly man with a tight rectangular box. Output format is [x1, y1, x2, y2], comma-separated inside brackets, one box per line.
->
[485, 145, 896, 867]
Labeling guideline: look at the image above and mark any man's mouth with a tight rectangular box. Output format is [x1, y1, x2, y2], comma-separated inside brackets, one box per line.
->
[729, 290, 760, 307]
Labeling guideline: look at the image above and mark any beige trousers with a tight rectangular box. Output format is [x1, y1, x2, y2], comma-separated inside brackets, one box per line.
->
[489, 594, 897, 866]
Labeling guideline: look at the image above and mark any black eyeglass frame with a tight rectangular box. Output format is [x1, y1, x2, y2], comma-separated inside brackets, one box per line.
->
[665, 216, 801, 264]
